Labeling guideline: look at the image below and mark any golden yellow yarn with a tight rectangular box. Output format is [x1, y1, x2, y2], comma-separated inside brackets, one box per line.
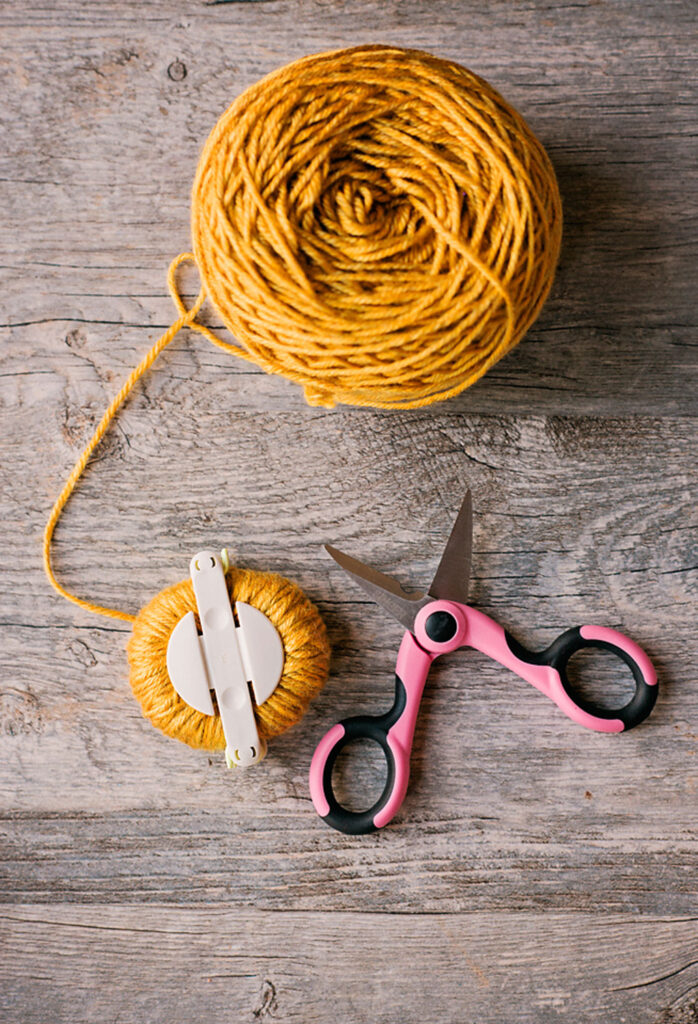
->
[192, 45, 562, 409]
[44, 43, 561, 623]
[127, 566, 330, 748]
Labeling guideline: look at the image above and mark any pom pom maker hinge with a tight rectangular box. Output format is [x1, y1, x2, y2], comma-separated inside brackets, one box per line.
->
[166, 549, 284, 767]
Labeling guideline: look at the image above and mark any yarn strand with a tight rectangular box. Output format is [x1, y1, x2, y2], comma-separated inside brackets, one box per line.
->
[43, 253, 207, 621]
[44, 46, 562, 619]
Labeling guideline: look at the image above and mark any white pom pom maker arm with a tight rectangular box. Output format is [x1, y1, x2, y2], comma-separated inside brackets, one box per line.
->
[309, 492, 658, 834]
[166, 549, 284, 767]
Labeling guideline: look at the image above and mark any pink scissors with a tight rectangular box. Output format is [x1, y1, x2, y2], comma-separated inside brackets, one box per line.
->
[310, 492, 658, 834]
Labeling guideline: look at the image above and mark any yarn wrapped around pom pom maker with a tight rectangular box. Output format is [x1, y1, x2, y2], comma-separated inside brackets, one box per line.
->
[43, 45, 561, 764]
[166, 549, 284, 768]
[126, 552, 330, 765]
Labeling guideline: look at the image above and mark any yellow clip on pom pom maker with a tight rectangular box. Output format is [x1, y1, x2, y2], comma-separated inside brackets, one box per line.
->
[166, 550, 284, 768]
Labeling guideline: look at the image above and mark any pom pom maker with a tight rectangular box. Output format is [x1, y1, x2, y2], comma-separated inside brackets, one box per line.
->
[166, 549, 284, 767]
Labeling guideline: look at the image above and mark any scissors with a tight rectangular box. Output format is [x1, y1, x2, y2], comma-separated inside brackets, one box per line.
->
[309, 492, 658, 834]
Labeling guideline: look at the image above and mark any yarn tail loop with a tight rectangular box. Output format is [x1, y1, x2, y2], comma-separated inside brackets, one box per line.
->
[43, 253, 207, 622]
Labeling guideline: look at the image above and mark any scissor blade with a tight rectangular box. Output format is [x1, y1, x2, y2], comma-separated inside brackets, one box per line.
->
[428, 490, 473, 604]
[325, 545, 431, 632]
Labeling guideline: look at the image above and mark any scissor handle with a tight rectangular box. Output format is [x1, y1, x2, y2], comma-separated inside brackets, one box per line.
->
[309, 676, 410, 835]
[506, 624, 658, 731]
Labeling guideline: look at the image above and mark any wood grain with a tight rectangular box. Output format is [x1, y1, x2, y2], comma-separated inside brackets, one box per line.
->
[0, 0, 696, 1021]
[1, 907, 697, 1024]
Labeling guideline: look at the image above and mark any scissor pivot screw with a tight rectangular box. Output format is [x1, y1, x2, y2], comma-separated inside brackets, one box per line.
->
[425, 610, 458, 643]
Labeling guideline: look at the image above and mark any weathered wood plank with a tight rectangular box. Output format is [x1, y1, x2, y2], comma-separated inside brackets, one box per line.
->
[13, 402, 698, 635]
[1, 0, 696, 415]
[2, 801, 696, 914]
[1, 906, 697, 1024]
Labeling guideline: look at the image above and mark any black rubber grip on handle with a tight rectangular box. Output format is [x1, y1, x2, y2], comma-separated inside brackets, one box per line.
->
[319, 675, 406, 835]
[505, 626, 657, 730]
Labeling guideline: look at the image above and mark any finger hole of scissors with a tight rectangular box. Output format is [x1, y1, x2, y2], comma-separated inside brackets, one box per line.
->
[331, 737, 390, 814]
[564, 646, 638, 711]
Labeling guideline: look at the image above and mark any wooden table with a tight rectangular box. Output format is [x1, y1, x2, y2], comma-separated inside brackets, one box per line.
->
[1, 2, 696, 1021]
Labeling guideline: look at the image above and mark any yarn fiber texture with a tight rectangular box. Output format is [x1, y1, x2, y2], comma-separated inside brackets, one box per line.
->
[192, 45, 562, 409]
[127, 565, 330, 749]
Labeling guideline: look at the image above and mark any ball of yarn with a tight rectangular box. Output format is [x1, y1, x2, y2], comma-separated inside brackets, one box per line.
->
[127, 564, 330, 749]
[191, 44, 562, 409]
